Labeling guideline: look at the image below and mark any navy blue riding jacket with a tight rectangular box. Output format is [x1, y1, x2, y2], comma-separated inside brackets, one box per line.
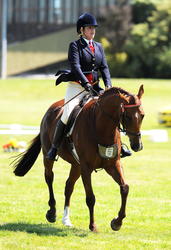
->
[68, 37, 112, 88]
[55, 37, 112, 92]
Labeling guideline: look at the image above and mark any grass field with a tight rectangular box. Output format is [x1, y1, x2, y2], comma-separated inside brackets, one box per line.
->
[0, 78, 171, 250]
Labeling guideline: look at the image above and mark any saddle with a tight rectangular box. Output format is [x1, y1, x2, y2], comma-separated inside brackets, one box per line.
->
[64, 94, 97, 163]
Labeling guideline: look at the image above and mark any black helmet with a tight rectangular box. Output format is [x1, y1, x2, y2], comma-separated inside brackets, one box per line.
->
[77, 13, 98, 34]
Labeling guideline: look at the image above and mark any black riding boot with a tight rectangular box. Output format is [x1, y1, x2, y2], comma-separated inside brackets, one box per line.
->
[121, 143, 132, 158]
[46, 120, 66, 161]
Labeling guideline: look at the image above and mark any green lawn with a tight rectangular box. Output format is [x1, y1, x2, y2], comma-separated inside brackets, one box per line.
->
[0, 78, 171, 250]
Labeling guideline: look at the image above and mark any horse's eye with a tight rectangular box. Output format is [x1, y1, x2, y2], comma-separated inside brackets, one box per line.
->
[125, 115, 132, 122]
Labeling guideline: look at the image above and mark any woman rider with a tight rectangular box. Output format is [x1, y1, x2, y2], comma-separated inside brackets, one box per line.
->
[47, 13, 131, 161]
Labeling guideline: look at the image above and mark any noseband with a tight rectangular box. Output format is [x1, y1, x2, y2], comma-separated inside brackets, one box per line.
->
[119, 101, 142, 137]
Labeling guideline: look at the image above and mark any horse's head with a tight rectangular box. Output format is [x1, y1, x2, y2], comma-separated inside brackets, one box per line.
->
[120, 85, 145, 152]
[96, 85, 144, 152]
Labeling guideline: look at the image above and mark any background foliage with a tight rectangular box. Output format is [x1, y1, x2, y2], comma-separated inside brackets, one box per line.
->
[99, 0, 171, 78]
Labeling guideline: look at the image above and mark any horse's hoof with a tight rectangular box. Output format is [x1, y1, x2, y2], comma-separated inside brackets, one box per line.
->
[111, 218, 122, 231]
[89, 224, 98, 232]
[46, 210, 56, 223]
[92, 228, 98, 233]
[62, 218, 73, 227]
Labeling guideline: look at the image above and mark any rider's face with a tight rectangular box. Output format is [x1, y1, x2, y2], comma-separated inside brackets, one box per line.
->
[82, 26, 96, 40]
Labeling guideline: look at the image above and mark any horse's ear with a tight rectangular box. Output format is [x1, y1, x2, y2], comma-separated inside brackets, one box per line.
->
[138, 84, 144, 99]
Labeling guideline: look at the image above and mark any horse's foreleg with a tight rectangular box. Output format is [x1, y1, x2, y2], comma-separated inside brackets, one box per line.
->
[111, 183, 129, 231]
[63, 164, 81, 227]
[105, 161, 129, 231]
[81, 167, 97, 232]
[44, 157, 56, 223]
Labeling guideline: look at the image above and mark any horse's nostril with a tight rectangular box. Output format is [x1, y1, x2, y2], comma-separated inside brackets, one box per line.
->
[131, 143, 143, 152]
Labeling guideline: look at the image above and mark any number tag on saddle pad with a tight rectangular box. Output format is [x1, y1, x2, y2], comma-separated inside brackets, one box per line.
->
[98, 144, 118, 159]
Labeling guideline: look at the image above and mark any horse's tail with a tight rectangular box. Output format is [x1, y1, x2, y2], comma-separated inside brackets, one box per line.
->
[12, 134, 41, 176]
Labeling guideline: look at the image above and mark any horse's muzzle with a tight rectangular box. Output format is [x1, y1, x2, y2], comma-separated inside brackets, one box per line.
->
[131, 142, 143, 152]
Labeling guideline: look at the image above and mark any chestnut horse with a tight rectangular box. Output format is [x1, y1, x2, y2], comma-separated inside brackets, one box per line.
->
[12, 85, 144, 232]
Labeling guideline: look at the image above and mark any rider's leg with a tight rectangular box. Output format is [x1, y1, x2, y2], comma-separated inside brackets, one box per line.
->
[46, 119, 66, 161]
[47, 82, 86, 161]
[121, 143, 132, 158]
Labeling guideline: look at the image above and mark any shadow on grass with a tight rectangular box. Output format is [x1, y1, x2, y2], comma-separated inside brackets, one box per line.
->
[0, 222, 88, 237]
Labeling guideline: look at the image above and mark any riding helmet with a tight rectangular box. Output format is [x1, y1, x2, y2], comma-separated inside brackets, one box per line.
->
[77, 13, 98, 34]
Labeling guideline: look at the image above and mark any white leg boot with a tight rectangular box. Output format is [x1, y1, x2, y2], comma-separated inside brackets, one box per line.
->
[62, 206, 73, 227]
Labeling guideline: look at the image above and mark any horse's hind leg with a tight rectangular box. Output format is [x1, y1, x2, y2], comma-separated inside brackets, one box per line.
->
[44, 157, 56, 223]
[105, 161, 129, 231]
[63, 164, 81, 227]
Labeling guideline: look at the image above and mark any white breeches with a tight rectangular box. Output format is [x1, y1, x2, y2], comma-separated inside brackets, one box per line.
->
[61, 82, 87, 125]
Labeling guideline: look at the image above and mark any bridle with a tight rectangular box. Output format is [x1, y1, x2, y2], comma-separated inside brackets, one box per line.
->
[96, 98, 142, 138]
[119, 101, 142, 137]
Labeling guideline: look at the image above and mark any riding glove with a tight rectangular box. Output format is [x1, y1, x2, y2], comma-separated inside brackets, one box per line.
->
[84, 83, 93, 93]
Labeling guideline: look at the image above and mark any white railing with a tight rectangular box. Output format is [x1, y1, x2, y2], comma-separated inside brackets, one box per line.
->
[0, 124, 39, 135]
[0, 124, 169, 142]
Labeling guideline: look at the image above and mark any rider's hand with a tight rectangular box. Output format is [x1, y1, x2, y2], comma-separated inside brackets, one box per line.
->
[84, 83, 93, 93]
[105, 85, 112, 90]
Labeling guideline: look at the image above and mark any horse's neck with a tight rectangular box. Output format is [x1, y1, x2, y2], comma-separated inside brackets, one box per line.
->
[94, 97, 121, 145]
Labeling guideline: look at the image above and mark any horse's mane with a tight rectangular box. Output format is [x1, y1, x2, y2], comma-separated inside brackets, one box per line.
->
[100, 87, 135, 104]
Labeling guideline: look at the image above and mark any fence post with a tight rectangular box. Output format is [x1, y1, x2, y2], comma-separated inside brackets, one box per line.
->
[0, 0, 8, 79]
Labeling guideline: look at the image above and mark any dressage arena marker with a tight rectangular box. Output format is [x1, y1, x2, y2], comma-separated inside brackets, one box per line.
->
[141, 129, 168, 142]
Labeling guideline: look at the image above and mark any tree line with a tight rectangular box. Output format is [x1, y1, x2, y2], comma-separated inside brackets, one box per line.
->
[98, 0, 171, 78]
